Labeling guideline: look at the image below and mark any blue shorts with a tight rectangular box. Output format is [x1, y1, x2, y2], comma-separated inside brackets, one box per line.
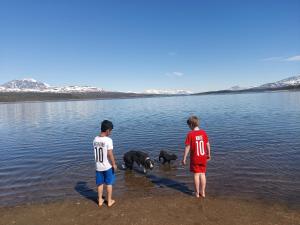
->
[96, 168, 115, 186]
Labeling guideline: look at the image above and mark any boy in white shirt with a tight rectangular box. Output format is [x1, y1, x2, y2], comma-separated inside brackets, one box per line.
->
[93, 120, 117, 207]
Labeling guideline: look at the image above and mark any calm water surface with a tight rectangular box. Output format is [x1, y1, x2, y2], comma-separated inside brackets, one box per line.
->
[0, 92, 300, 206]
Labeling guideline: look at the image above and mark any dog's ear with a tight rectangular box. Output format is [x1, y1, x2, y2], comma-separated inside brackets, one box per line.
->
[150, 160, 154, 169]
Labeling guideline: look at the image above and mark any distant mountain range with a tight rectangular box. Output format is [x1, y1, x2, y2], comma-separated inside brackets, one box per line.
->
[194, 75, 300, 95]
[0, 78, 193, 95]
[0, 78, 162, 102]
[0, 75, 299, 102]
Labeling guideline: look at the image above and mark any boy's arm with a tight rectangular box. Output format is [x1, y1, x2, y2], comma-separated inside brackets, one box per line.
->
[207, 142, 211, 161]
[107, 150, 117, 171]
[182, 145, 190, 165]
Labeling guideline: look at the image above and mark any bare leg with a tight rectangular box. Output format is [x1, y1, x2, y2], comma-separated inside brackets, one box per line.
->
[193, 173, 200, 198]
[200, 173, 206, 197]
[97, 185, 104, 206]
[106, 185, 115, 207]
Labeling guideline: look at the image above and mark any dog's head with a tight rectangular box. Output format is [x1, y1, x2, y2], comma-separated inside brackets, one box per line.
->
[145, 158, 154, 170]
[171, 154, 178, 160]
[159, 150, 166, 156]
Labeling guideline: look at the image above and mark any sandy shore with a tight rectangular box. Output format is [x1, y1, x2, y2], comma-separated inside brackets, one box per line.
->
[1, 193, 299, 225]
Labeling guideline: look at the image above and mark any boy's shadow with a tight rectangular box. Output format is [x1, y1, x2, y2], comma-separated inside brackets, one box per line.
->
[74, 181, 98, 204]
[122, 165, 193, 196]
[74, 173, 193, 205]
[146, 174, 193, 196]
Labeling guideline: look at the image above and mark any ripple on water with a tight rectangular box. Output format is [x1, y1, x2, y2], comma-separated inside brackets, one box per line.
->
[0, 92, 300, 207]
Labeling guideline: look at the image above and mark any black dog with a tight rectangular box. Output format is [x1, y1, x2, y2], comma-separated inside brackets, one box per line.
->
[123, 151, 154, 173]
[159, 150, 177, 164]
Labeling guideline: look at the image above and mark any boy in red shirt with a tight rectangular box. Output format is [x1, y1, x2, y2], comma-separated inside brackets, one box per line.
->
[182, 116, 211, 198]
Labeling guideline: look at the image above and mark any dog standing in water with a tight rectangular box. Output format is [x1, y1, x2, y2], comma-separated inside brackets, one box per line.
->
[159, 150, 178, 164]
[123, 151, 154, 173]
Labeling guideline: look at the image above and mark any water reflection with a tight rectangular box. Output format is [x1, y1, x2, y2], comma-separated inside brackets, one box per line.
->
[0, 91, 300, 206]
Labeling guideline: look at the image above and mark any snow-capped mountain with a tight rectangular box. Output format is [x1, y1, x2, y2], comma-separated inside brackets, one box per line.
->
[229, 85, 248, 91]
[45, 86, 104, 93]
[0, 78, 104, 93]
[193, 74, 300, 95]
[258, 75, 300, 89]
[226, 75, 300, 91]
[144, 89, 193, 95]
[2, 78, 50, 90]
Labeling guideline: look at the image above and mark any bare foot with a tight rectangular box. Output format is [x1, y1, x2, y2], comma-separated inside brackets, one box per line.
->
[108, 199, 116, 208]
[194, 192, 200, 198]
[98, 198, 104, 207]
[200, 192, 206, 198]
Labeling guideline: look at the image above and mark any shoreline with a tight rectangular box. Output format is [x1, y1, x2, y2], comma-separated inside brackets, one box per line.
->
[1, 187, 299, 209]
[1, 193, 299, 225]
[0, 91, 169, 103]
[1, 88, 300, 103]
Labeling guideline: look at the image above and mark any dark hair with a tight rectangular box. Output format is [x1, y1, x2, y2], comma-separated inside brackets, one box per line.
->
[101, 120, 113, 132]
[187, 116, 199, 129]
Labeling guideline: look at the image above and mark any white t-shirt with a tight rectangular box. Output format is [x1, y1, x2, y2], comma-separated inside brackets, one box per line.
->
[93, 136, 113, 171]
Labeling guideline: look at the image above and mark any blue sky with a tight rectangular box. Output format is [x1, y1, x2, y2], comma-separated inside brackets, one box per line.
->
[0, 0, 299, 92]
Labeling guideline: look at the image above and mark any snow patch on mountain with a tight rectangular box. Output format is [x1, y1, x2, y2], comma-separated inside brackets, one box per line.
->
[228, 85, 257, 91]
[144, 89, 193, 95]
[229, 86, 246, 91]
[48, 86, 104, 93]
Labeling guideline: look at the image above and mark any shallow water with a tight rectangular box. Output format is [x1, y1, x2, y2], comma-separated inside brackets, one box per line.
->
[0, 91, 300, 206]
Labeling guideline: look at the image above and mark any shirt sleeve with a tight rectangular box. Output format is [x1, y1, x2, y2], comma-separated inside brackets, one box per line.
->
[185, 133, 191, 146]
[107, 138, 113, 150]
[204, 131, 209, 142]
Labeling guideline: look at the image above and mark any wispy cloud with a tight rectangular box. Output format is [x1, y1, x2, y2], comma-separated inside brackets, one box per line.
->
[262, 56, 284, 61]
[262, 55, 300, 62]
[165, 71, 184, 77]
[285, 55, 300, 61]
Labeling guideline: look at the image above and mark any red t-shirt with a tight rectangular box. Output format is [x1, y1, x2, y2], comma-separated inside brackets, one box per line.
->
[185, 129, 209, 165]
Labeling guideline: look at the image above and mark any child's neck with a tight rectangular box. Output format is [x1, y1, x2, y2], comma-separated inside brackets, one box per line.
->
[193, 126, 200, 131]
[100, 132, 108, 137]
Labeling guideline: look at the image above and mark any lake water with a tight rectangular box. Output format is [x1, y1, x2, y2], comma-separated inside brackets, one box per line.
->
[1, 92, 300, 207]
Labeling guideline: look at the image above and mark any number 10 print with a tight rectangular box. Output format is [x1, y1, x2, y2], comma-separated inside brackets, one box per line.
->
[95, 147, 103, 162]
[195, 140, 205, 156]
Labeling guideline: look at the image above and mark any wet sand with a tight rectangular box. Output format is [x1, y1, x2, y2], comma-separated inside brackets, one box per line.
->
[1, 193, 299, 225]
